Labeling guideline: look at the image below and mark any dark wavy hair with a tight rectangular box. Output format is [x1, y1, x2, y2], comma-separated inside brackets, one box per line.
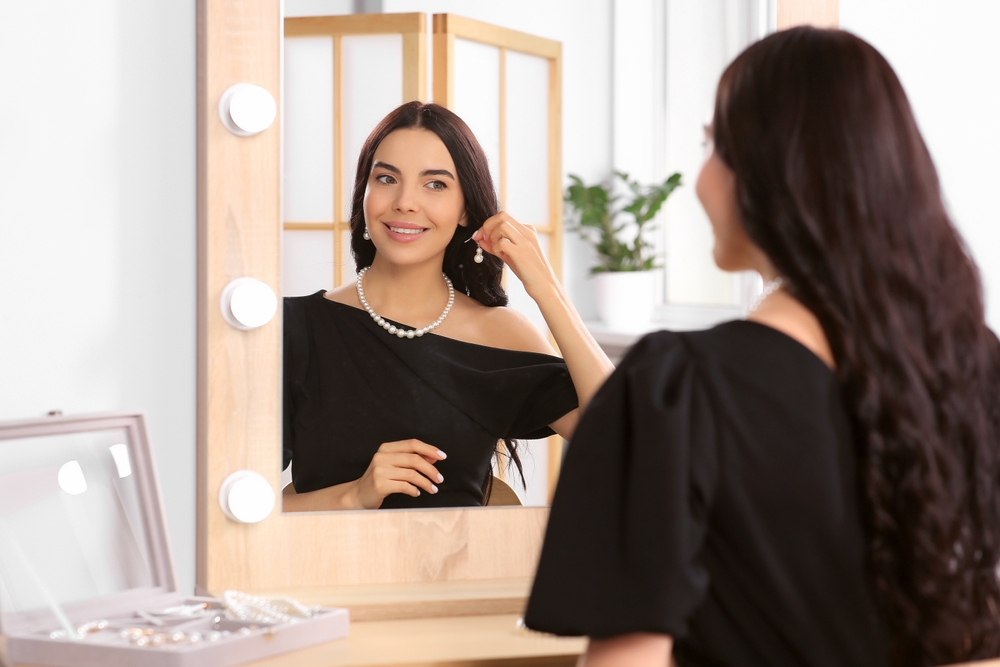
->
[713, 27, 1000, 665]
[349, 101, 522, 502]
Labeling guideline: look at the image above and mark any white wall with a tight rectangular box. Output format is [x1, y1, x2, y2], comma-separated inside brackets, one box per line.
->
[0, 2, 196, 593]
[840, 1, 1000, 331]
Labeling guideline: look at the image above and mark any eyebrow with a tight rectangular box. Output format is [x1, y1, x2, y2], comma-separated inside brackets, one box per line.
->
[372, 161, 455, 180]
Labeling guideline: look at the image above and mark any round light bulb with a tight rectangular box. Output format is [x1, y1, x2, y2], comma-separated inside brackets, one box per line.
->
[220, 278, 277, 330]
[219, 471, 275, 524]
[218, 84, 276, 137]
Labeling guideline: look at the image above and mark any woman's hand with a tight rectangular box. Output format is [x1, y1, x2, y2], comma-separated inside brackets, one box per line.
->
[351, 439, 447, 509]
[474, 212, 557, 299]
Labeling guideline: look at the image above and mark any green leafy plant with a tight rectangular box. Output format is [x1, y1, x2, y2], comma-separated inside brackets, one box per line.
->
[565, 171, 682, 273]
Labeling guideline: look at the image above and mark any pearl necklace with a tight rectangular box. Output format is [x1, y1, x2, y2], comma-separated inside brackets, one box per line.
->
[749, 277, 784, 313]
[222, 589, 318, 625]
[356, 266, 454, 339]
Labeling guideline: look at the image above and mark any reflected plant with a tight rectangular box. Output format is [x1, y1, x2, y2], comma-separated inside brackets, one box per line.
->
[564, 171, 682, 273]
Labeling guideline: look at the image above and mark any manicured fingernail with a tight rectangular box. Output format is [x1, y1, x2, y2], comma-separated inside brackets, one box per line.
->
[431, 485, 438, 493]
[416, 490, 421, 496]
[437, 473, 444, 483]
[437, 450, 447, 459]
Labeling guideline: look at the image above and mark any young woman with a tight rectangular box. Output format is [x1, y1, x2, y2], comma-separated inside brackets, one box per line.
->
[283, 102, 613, 511]
[525, 27, 1000, 667]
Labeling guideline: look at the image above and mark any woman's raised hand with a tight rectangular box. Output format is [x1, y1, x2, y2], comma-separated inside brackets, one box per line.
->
[472, 211, 615, 429]
[351, 439, 446, 509]
[474, 212, 557, 299]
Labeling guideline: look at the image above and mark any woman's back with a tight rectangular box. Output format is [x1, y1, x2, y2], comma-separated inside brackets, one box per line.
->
[527, 321, 889, 666]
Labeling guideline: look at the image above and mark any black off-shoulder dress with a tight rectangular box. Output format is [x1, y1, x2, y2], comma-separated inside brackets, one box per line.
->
[283, 291, 578, 509]
[525, 321, 890, 666]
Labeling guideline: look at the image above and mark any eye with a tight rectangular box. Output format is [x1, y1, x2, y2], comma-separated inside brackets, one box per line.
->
[375, 174, 396, 185]
[426, 180, 446, 191]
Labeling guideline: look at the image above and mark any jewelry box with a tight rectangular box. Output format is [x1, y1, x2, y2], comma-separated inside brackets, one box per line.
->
[0, 412, 349, 667]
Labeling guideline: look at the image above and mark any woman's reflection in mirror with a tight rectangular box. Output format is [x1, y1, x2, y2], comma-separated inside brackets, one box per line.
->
[283, 102, 613, 511]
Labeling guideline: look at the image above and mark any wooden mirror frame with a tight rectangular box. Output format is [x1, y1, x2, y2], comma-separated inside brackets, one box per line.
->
[195, 0, 838, 620]
[196, 3, 551, 619]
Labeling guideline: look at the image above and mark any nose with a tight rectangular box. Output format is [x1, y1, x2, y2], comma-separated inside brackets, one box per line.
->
[392, 182, 419, 213]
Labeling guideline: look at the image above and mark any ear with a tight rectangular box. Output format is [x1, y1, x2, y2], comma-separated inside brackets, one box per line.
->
[457, 210, 469, 228]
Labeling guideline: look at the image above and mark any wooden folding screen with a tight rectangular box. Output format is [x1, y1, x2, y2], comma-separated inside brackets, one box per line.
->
[282, 14, 426, 295]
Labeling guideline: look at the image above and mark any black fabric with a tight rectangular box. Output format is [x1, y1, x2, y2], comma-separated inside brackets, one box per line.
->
[525, 321, 890, 667]
[283, 291, 578, 509]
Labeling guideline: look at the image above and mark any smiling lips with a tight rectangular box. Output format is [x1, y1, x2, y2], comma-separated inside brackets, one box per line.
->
[382, 221, 428, 243]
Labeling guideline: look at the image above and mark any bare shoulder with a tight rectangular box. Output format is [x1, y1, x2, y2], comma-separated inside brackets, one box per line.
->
[444, 293, 557, 355]
[324, 283, 361, 308]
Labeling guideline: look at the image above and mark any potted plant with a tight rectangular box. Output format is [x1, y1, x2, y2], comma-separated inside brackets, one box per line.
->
[565, 170, 682, 329]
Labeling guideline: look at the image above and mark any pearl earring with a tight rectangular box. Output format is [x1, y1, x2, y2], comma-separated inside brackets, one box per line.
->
[363, 226, 370, 241]
[474, 243, 484, 263]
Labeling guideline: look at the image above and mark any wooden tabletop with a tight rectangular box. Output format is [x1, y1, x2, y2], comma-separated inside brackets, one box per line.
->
[241, 614, 583, 667]
[10, 614, 582, 667]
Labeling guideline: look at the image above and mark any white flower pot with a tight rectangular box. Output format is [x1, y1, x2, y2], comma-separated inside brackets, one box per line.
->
[593, 270, 655, 330]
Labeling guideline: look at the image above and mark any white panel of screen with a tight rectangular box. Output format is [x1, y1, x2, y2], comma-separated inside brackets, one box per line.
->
[341, 34, 404, 220]
[504, 50, 549, 226]
[283, 36, 334, 224]
[453, 38, 501, 193]
[282, 230, 335, 297]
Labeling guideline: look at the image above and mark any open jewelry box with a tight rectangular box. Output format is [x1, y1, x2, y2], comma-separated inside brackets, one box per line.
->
[0, 412, 348, 667]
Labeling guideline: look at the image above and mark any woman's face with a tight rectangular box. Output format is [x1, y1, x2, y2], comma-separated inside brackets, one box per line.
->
[695, 128, 759, 272]
[363, 128, 467, 267]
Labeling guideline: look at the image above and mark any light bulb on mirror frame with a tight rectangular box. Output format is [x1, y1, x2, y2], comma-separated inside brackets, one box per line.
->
[218, 83, 277, 137]
[220, 278, 278, 331]
[219, 470, 275, 524]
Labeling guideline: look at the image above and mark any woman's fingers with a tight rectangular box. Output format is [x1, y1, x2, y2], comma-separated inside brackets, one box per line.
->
[371, 439, 444, 495]
[474, 213, 554, 296]
[364, 461, 437, 500]
[477, 212, 537, 254]
[380, 438, 447, 461]
[377, 479, 425, 498]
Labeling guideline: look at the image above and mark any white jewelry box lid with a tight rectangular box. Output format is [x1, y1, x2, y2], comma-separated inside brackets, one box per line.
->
[0, 411, 178, 638]
[0, 411, 349, 667]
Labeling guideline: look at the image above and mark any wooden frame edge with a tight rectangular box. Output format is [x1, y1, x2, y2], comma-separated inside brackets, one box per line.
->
[777, 0, 839, 29]
[432, 13, 560, 59]
[284, 12, 424, 38]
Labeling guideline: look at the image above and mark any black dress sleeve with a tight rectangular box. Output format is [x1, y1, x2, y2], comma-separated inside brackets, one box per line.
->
[282, 295, 312, 472]
[524, 330, 719, 639]
[504, 364, 579, 440]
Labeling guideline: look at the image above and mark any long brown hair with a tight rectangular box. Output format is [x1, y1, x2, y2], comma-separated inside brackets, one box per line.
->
[713, 27, 1000, 665]
[349, 101, 523, 501]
